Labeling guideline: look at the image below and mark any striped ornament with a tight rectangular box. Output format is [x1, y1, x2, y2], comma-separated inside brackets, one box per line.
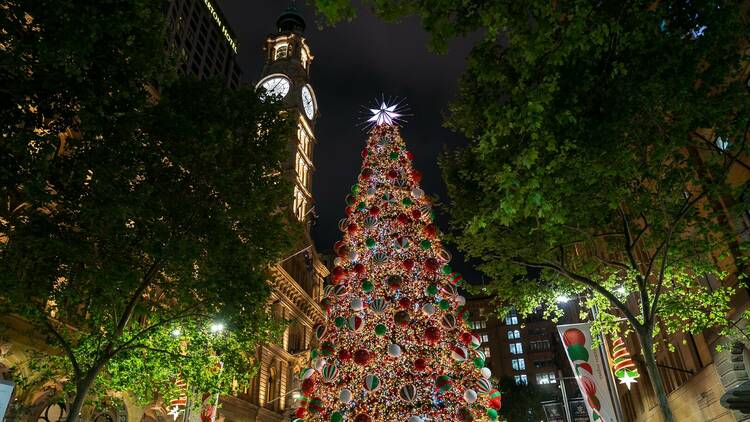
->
[399, 384, 417, 402]
[322, 364, 339, 383]
[363, 216, 377, 229]
[333, 284, 348, 297]
[372, 252, 388, 265]
[348, 315, 364, 331]
[450, 345, 468, 362]
[314, 324, 328, 341]
[441, 284, 458, 297]
[469, 334, 481, 350]
[435, 375, 452, 392]
[476, 378, 493, 395]
[371, 298, 387, 313]
[299, 367, 315, 380]
[441, 314, 457, 329]
[364, 374, 381, 391]
[170, 378, 187, 408]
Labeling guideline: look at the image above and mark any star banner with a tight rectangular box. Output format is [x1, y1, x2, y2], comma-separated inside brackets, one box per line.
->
[557, 323, 618, 422]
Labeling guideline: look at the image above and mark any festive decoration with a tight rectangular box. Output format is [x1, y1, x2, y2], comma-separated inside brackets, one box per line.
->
[611, 337, 640, 389]
[308, 120, 498, 420]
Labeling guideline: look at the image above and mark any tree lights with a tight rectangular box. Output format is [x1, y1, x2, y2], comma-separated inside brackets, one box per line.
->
[295, 116, 501, 421]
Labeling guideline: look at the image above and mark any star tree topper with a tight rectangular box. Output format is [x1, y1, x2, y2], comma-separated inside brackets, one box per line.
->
[362, 97, 409, 129]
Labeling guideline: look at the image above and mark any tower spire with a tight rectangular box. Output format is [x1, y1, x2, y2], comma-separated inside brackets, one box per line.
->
[276, 1, 306, 33]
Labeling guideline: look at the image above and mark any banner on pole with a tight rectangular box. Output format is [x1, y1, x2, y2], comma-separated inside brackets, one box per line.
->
[557, 323, 617, 422]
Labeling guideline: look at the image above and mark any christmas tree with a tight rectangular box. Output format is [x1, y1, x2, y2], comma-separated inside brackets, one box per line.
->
[294, 103, 501, 422]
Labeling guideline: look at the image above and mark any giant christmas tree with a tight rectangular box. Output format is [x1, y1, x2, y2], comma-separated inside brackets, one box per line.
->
[295, 103, 501, 422]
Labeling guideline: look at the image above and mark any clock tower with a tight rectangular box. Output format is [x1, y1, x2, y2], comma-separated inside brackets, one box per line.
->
[256, 4, 318, 229]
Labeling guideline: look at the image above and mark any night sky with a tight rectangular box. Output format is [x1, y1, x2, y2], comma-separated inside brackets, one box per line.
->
[216, 1, 481, 282]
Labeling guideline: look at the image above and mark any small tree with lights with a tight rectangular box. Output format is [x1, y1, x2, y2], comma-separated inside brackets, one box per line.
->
[291, 103, 501, 422]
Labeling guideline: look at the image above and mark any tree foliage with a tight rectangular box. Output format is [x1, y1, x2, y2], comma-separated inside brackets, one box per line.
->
[315, 1, 750, 420]
[495, 376, 553, 422]
[1, 0, 297, 418]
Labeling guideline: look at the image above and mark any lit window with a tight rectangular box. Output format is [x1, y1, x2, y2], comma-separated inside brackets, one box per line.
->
[300, 48, 309, 68]
[510, 342, 523, 355]
[480, 334, 489, 343]
[529, 340, 551, 352]
[298, 125, 312, 158]
[470, 320, 487, 330]
[505, 311, 518, 326]
[514, 374, 528, 385]
[293, 185, 307, 221]
[715, 136, 731, 152]
[507, 329, 521, 340]
[295, 152, 309, 189]
[512, 358, 526, 371]
[481, 346, 491, 358]
[274, 43, 289, 60]
[536, 372, 557, 385]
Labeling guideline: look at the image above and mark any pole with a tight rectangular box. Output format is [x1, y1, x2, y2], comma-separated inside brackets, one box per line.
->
[592, 305, 626, 422]
[558, 370, 573, 422]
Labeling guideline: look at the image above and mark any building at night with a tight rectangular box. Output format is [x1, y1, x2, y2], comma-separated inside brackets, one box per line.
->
[164, 0, 242, 88]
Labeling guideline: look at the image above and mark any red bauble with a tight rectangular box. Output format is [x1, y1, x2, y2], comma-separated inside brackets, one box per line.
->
[402, 258, 415, 270]
[347, 223, 359, 235]
[338, 349, 352, 361]
[334, 240, 345, 253]
[406, 151, 414, 160]
[562, 328, 586, 347]
[412, 170, 423, 183]
[414, 358, 428, 371]
[423, 223, 437, 238]
[295, 407, 307, 418]
[460, 332, 474, 345]
[332, 266, 346, 282]
[424, 326, 441, 344]
[345, 206, 354, 216]
[354, 263, 366, 275]
[397, 213, 410, 224]
[489, 395, 502, 410]
[394, 310, 411, 326]
[353, 349, 371, 365]
[361, 168, 373, 180]
[301, 378, 316, 395]
[424, 258, 439, 272]
[398, 297, 411, 309]
[354, 414, 371, 422]
[386, 169, 398, 179]
[411, 209, 421, 220]
[369, 206, 380, 216]
[361, 149, 368, 158]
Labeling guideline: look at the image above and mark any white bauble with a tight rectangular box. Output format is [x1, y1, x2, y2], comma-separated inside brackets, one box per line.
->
[463, 389, 477, 403]
[347, 250, 359, 262]
[367, 186, 377, 195]
[456, 295, 466, 306]
[340, 388, 352, 404]
[351, 298, 364, 311]
[333, 256, 343, 266]
[481, 367, 492, 379]
[408, 417, 424, 422]
[411, 187, 425, 199]
[315, 358, 326, 371]
[387, 343, 402, 358]
[422, 303, 436, 316]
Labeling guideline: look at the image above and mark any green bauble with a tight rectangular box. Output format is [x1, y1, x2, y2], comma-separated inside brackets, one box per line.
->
[442, 264, 453, 275]
[486, 408, 498, 420]
[335, 317, 346, 328]
[389, 151, 399, 160]
[357, 201, 367, 211]
[429, 210, 436, 221]
[567, 344, 589, 362]
[439, 299, 451, 310]
[365, 237, 376, 248]
[311, 348, 319, 359]
[362, 279, 374, 293]
[420, 239, 431, 250]
[402, 197, 413, 207]
[351, 184, 360, 194]
[425, 284, 438, 296]
[330, 412, 343, 422]
[473, 357, 485, 368]
[375, 324, 387, 336]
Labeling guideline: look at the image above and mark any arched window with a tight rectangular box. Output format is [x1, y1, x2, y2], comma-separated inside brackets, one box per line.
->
[37, 403, 67, 422]
[266, 367, 278, 408]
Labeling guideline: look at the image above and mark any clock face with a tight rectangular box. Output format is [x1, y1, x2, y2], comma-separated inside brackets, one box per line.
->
[258, 75, 290, 99]
[301, 85, 316, 120]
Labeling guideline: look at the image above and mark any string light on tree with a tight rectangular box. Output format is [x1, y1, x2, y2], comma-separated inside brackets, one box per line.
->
[610, 338, 639, 390]
[297, 99, 501, 421]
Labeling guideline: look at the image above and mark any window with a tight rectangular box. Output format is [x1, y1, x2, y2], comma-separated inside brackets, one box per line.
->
[534, 359, 555, 368]
[479, 334, 489, 343]
[512, 358, 526, 371]
[37, 403, 67, 422]
[293, 185, 307, 221]
[505, 311, 518, 326]
[470, 320, 487, 330]
[514, 374, 528, 385]
[298, 125, 312, 159]
[715, 136, 731, 152]
[510, 342, 523, 355]
[536, 372, 557, 385]
[529, 340, 551, 352]
[481, 346, 491, 358]
[274, 43, 289, 60]
[507, 329, 521, 340]
[295, 152, 309, 189]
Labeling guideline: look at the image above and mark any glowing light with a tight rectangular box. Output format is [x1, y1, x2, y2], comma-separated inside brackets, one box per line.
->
[171, 328, 182, 337]
[210, 322, 225, 333]
[368, 102, 402, 126]
[556, 295, 571, 303]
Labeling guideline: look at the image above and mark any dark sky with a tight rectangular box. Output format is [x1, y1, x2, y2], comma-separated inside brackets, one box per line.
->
[216, 0, 481, 282]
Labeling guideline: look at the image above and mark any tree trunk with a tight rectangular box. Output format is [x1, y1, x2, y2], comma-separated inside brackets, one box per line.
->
[638, 329, 675, 422]
[66, 363, 105, 422]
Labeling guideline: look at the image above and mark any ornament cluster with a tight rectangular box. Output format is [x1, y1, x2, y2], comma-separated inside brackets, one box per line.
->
[294, 124, 501, 421]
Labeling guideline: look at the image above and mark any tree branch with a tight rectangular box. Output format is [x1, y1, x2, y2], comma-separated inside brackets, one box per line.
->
[41, 314, 80, 381]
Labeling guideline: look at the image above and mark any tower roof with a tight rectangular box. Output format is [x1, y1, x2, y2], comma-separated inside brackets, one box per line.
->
[276, 3, 306, 33]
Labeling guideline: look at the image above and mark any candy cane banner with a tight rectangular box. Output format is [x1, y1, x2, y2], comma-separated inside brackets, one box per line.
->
[557, 323, 618, 422]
